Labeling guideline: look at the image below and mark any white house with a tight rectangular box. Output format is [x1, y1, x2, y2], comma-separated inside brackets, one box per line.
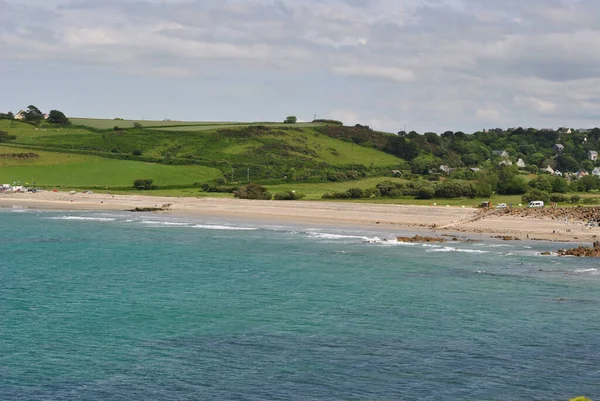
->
[544, 165, 555, 175]
[592, 167, 600, 177]
[588, 150, 598, 161]
[14, 110, 26, 120]
[558, 127, 572, 134]
[492, 150, 509, 159]
[516, 158, 526, 168]
[553, 170, 563, 177]
[576, 169, 589, 179]
[439, 165, 451, 175]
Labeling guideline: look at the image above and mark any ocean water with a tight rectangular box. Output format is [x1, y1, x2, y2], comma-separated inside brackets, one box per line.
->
[1, 209, 599, 400]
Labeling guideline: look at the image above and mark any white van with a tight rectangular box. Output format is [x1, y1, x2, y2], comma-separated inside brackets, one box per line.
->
[528, 201, 544, 208]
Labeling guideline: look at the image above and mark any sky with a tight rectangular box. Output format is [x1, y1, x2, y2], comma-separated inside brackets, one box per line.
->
[1, 0, 599, 133]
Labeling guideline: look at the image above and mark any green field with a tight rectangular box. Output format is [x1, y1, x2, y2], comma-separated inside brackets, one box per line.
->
[70, 118, 322, 130]
[0, 145, 221, 188]
[1, 120, 403, 169]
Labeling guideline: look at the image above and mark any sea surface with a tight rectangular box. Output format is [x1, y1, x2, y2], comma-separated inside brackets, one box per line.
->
[1, 208, 599, 400]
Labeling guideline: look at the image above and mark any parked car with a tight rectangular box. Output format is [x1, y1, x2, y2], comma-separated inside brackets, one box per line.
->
[528, 201, 544, 208]
[496, 203, 507, 209]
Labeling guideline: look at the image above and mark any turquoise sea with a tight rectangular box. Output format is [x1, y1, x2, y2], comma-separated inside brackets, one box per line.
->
[1, 208, 599, 400]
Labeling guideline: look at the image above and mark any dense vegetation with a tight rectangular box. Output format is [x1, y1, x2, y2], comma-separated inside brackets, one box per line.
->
[2, 106, 600, 201]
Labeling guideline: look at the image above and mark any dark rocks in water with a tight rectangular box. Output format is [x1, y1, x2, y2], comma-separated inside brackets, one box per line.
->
[128, 207, 167, 212]
[396, 235, 447, 243]
[540, 251, 552, 256]
[558, 242, 600, 257]
[493, 235, 521, 241]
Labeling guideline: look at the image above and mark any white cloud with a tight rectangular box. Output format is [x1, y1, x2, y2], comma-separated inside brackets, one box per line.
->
[333, 65, 415, 82]
[2, 0, 600, 131]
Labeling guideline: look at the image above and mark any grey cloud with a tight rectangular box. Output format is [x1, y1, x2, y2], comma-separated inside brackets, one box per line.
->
[2, 0, 600, 131]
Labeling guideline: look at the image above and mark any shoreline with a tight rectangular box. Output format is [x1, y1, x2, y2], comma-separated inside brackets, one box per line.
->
[2, 192, 600, 243]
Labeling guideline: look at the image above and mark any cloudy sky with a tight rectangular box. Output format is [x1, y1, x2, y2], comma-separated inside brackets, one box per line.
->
[1, 0, 599, 132]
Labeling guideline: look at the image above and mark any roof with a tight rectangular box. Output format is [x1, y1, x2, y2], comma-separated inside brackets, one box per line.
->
[589, 150, 598, 155]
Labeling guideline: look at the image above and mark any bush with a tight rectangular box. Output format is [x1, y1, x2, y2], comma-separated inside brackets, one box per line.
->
[283, 116, 297, 124]
[434, 180, 476, 199]
[473, 182, 493, 198]
[522, 189, 550, 204]
[199, 183, 238, 193]
[346, 188, 364, 199]
[274, 191, 305, 200]
[132, 149, 143, 156]
[549, 194, 568, 203]
[133, 179, 156, 190]
[416, 186, 435, 199]
[234, 183, 272, 200]
[133, 122, 143, 128]
[570, 194, 581, 204]
[582, 197, 600, 205]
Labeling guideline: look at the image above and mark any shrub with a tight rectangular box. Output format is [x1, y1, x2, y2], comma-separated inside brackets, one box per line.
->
[133, 179, 156, 190]
[283, 116, 297, 124]
[274, 191, 305, 200]
[234, 183, 272, 200]
[0, 131, 17, 142]
[549, 194, 568, 203]
[132, 149, 143, 156]
[199, 184, 238, 193]
[522, 189, 550, 204]
[473, 182, 493, 198]
[346, 188, 364, 199]
[434, 180, 476, 199]
[570, 194, 581, 204]
[133, 122, 143, 129]
[582, 197, 600, 205]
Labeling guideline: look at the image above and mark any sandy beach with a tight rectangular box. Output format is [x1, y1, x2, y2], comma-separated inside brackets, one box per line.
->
[2, 191, 600, 243]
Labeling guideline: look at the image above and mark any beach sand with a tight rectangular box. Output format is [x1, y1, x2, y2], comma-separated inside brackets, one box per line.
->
[2, 191, 599, 243]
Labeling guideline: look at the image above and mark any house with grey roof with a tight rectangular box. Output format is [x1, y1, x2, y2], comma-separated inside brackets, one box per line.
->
[553, 144, 565, 153]
[588, 151, 598, 161]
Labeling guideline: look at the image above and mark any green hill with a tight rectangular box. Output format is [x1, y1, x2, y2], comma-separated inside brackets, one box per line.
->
[0, 119, 406, 188]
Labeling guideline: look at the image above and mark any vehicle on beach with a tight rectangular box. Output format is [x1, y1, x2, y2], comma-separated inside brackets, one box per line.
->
[528, 201, 544, 208]
[496, 203, 507, 209]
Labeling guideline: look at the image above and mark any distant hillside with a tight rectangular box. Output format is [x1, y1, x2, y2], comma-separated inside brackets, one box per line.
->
[0, 119, 406, 184]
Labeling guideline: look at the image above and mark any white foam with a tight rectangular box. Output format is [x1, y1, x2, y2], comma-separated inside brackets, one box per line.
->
[141, 220, 258, 230]
[191, 224, 258, 231]
[140, 221, 190, 226]
[427, 247, 489, 254]
[575, 268, 599, 273]
[48, 216, 116, 222]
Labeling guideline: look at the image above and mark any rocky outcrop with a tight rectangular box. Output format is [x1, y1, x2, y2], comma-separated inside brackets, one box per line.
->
[396, 235, 448, 243]
[558, 241, 600, 257]
[493, 235, 521, 241]
[488, 206, 600, 227]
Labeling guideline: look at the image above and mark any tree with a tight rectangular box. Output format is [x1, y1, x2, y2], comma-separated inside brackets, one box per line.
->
[0, 111, 14, 120]
[133, 179, 156, 190]
[234, 183, 272, 200]
[23, 105, 43, 124]
[522, 189, 551, 204]
[47, 110, 70, 125]
[283, 116, 297, 124]
[556, 154, 579, 172]
[497, 166, 528, 195]
[133, 122, 143, 129]
[578, 175, 600, 192]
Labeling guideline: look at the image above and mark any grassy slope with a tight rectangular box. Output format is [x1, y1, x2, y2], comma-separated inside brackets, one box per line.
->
[2, 120, 403, 168]
[0, 145, 221, 187]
